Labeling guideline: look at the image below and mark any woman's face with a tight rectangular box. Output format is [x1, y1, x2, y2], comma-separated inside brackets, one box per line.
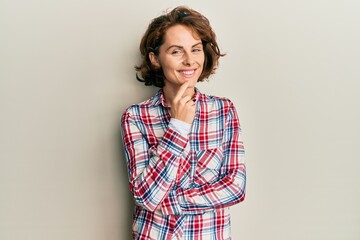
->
[150, 24, 205, 89]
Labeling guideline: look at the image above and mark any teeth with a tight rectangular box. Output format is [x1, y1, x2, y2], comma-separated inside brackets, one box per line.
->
[182, 70, 194, 75]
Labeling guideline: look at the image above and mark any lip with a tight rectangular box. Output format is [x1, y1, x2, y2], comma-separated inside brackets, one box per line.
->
[178, 69, 197, 77]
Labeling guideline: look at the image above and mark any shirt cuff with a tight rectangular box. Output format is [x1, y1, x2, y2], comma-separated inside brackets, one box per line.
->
[169, 118, 191, 137]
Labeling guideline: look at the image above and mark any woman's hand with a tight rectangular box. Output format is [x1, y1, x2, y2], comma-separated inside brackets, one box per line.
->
[170, 81, 196, 124]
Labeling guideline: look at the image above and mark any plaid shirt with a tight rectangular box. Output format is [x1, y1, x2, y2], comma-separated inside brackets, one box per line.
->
[121, 88, 246, 239]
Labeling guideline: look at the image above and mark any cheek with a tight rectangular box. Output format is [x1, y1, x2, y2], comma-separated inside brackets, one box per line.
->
[159, 57, 179, 70]
[197, 54, 205, 67]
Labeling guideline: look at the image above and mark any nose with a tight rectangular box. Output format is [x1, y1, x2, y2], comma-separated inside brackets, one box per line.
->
[183, 52, 195, 66]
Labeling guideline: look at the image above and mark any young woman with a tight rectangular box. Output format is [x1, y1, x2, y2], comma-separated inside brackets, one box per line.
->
[121, 6, 246, 239]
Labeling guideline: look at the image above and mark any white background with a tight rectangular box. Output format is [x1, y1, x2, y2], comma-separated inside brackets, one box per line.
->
[1, 0, 359, 239]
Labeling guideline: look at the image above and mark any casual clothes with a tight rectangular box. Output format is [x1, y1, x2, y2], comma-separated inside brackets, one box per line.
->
[121, 88, 246, 239]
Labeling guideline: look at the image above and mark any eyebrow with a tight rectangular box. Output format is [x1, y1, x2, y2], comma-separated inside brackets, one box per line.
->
[166, 42, 202, 51]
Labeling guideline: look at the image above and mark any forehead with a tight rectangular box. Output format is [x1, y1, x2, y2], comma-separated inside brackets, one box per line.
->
[162, 24, 201, 46]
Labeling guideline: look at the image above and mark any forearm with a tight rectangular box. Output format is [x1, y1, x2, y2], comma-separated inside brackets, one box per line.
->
[160, 166, 245, 215]
[122, 114, 189, 212]
[176, 166, 246, 214]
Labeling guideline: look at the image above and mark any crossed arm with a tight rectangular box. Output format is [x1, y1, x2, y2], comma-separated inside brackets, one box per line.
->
[121, 99, 246, 215]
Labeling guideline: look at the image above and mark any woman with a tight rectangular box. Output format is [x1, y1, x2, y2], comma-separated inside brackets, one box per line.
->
[121, 6, 246, 239]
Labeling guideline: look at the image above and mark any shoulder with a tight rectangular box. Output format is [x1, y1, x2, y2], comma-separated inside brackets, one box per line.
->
[122, 91, 161, 119]
[198, 93, 241, 126]
[122, 98, 152, 114]
[198, 92, 235, 110]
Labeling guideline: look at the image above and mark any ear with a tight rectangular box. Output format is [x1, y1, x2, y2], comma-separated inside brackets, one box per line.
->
[149, 52, 161, 68]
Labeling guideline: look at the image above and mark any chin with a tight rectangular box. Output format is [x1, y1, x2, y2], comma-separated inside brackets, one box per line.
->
[187, 77, 199, 86]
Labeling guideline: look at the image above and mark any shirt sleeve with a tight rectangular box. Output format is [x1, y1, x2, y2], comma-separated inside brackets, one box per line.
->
[121, 107, 189, 212]
[174, 101, 246, 215]
[169, 118, 191, 137]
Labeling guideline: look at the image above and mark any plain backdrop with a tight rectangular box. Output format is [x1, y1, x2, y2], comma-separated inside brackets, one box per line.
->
[1, 0, 359, 239]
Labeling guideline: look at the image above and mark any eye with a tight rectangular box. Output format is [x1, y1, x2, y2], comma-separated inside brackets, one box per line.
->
[192, 48, 202, 52]
[171, 49, 183, 55]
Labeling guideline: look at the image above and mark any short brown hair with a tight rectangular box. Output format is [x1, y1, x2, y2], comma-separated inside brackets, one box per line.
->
[135, 6, 225, 88]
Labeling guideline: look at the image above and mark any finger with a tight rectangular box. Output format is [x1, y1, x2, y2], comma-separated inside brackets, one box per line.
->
[188, 101, 196, 107]
[179, 95, 192, 104]
[185, 96, 196, 105]
[174, 81, 190, 100]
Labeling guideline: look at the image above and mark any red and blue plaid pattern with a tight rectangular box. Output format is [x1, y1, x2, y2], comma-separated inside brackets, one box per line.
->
[121, 88, 246, 239]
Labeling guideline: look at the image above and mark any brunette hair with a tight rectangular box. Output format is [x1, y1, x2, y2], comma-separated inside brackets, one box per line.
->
[135, 6, 225, 88]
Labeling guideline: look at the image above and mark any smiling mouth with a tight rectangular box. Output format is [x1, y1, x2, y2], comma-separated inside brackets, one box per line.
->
[179, 69, 196, 77]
